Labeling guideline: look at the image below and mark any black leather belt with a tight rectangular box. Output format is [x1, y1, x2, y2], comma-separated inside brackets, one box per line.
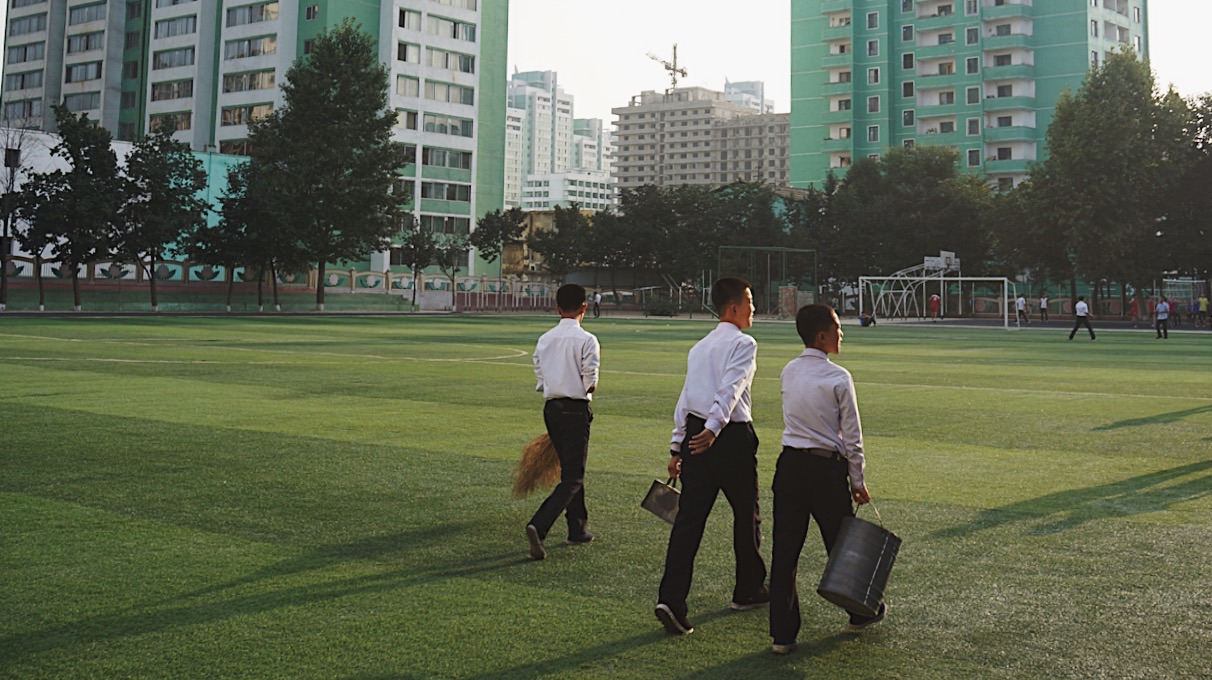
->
[787, 446, 838, 459]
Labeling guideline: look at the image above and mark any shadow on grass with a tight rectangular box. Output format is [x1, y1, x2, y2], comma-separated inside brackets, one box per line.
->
[1092, 404, 1212, 431]
[691, 634, 853, 679]
[933, 460, 1212, 538]
[0, 522, 529, 663]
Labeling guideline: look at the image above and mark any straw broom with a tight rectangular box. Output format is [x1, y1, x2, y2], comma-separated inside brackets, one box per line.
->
[512, 433, 561, 498]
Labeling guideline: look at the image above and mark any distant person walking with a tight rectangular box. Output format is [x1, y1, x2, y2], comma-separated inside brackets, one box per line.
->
[1199, 294, 1209, 327]
[1038, 293, 1049, 322]
[1155, 296, 1170, 339]
[769, 304, 885, 656]
[929, 294, 940, 321]
[655, 277, 768, 636]
[592, 291, 602, 318]
[1016, 294, 1029, 325]
[1068, 296, 1096, 341]
[525, 284, 600, 560]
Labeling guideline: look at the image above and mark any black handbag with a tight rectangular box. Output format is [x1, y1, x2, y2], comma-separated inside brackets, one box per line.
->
[641, 477, 680, 525]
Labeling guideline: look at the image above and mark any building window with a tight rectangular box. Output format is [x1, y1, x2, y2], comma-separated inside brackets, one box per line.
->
[66, 31, 104, 53]
[939, 120, 955, 134]
[153, 47, 195, 69]
[1133, 36, 1142, 52]
[426, 47, 475, 73]
[997, 147, 1012, 160]
[997, 116, 1012, 127]
[939, 91, 955, 105]
[966, 27, 979, 45]
[155, 0, 197, 6]
[2, 98, 42, 121]
[997, 84, 1013, 97]
[420, 181, 472, 202]
[423, 113, 473, 138]
[11, 0, 47, 7]
[303, 40, 314, 54]
[967, 87, 980, 104]
[994, 54, 1012, 66]
[65, 61, 102, 83]
[902, 81, 914, 98]
[221, 104, 273, 126]
[995, 24, 1011, 37]
[902, 25, 913, 42]
[967, 149, 981, 166]
[126, 1, 142, 19]
[63, 91, 101, 112]
[424, 80, 475, 105]
[902, 53, 914, 69]
[396, 75, 419, 97]
[426, 15, 476, 42]
[226, 2, 278, 27]
[1134, 7, 1141, 22]
[120, 90, 138, 107]
[399, 9, 421, 30]
[867, 96, 880, 113]
[867, 39, 879, 57]
[903, 110, 915, 127]
[966, 57, 979, 74]
[125, 31, 141, 49]
[224, 36, 277, 60]
[1091, 50, 1099, 67]
[9, 13, 48, 35]
[904, 139, 915, 149]
[305, 5, 318, 20]
[397, 42, 420, 63]
[967, 118, 980, 135]
[151, 79, 194, 101]
[866, 12, 879, 29]
[4, 70, 43, 90]
[868, 67, 880, 85]
[939, 62, 955, 75]
[837, 98, 851, 111]
[67, 3, 105, 25]
[223, 70, 275, 93]
[939, 33, 954, 45]
[148, 111, 191, 132]
[123, 60, 139, 78]
[7, 41, 46, 64]
[219, 140, 250, 156]
[965, 0, 978, 14]
[867, 125, 879, 143]
[397, 110, 418, 130]
[431, 0, 477, 9]
[154, 15, 197, 39]
[901, 0, 913, 11]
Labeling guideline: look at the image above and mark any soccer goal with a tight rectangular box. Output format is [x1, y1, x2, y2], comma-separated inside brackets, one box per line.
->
[859, 252, 1016, 329]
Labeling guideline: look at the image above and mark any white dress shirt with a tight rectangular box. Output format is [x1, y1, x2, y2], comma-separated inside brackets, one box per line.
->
[1075, 300, 1089, 317]
[670, 322, 756, 451]
[1157, 301, 1170, 320]
[781, 348, 866, 489]
[533, 318, 600, 400]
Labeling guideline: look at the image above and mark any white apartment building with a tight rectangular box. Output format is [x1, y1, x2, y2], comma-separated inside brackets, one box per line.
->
[521, 171, 615, 212]
[612, 86, 790, 190]
[724, 80, 774, 114]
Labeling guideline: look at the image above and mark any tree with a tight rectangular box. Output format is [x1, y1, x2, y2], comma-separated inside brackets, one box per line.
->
[114, 130, 209, 311]
[1028, 50, 1188, 300]
[529, 204, 590, 282]
[14, 105, 121, 311]
[247, 19, 411, 311]
[470, 207, 525, 307]
[397, 215, 436, 307]
[1, 124, 41, 311]
[434, 233, 470, 310]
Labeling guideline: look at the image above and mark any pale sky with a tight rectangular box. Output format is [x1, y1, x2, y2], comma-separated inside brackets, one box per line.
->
[507, 0, 1211, 123]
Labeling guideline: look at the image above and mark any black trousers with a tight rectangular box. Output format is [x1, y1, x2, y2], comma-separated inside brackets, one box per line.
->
[1069, 316, 1095, 339]
[769, 448, 855, 645]
[1156, 318, 1169, 338]
[658, 416, 766, 617]
[529, 398, 592, 540]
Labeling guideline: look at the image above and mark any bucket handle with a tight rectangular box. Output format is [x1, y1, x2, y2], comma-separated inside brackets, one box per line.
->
[859, 499, 885, 527]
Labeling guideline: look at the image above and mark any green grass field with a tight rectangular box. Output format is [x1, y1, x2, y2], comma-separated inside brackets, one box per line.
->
[2, 315, 1210, 679]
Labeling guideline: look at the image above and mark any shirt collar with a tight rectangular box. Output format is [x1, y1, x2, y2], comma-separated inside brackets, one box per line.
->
[558, 318, 581, 328]
[716, 321, 740, 332]
[799, 348, 829, 360]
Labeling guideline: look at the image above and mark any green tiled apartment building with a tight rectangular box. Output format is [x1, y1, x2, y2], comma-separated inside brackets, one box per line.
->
[3, 0, 507, 275]
[790, 0, 1149, 190]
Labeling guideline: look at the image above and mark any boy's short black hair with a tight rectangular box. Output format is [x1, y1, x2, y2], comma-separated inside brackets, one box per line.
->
[556, 283, 587, 313]
[796, 304, 837, 347]
[712, 277, 751, 311]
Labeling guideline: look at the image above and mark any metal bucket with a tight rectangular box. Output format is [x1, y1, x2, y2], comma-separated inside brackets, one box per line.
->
[817, 515, 901, 617]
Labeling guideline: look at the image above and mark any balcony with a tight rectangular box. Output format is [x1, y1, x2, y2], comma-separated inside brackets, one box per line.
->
[820, 0, 853, 13]
[820, 80, 854, 96]
[917, 102, 963, 118]
[822, 52, 853, 69]
[916, 71, 964, 88]
[821, 109, 854, 124]
[916, 13, 961, 31]
[983, 94, 1035, 111]
[983, 33, 1032, 51]
[822, 23, 853, 42]
[918, 129, 966, 145]
[821, 137, 853, 152]
[983, 124, 1036, 142]
[983, 158, 1030, 174]
[983, 63, 1035, 80]
[983, 3, 1032, 20]
[915, 42, 964, 60]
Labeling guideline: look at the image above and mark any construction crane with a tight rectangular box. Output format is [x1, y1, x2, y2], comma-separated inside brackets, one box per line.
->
[647, 43, 688, 89]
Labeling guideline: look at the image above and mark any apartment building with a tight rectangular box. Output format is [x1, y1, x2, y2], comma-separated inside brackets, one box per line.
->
[3, 0, 508, 276]
[611, 86, 790, 191]
[790, 0, 1150, 190]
